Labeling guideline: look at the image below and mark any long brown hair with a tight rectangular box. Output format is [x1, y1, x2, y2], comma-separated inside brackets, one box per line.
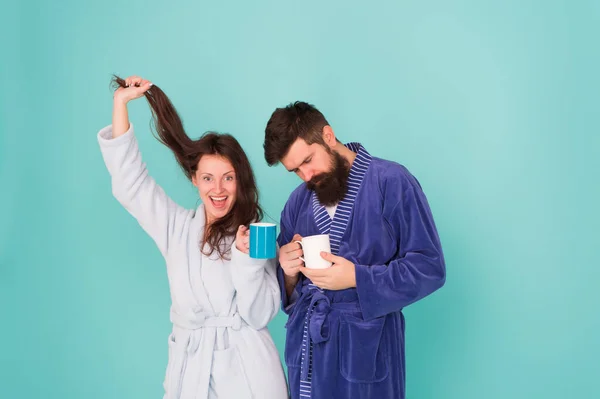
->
[112, 76, 263, 259]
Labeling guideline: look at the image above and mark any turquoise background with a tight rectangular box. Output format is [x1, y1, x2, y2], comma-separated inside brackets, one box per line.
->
[1, 0, 599, 398]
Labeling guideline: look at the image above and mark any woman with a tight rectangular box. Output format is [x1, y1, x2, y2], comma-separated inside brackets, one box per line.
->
[97, 75, 288, 399]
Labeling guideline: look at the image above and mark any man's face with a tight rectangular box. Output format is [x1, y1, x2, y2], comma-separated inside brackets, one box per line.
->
[281, 138, 350, 206]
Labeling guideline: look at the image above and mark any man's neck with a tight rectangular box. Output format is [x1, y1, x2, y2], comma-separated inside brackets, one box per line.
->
[334, 142, 357, 166]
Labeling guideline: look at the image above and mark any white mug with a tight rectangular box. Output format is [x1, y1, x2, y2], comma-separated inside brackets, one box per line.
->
[295, 234, 332, 269]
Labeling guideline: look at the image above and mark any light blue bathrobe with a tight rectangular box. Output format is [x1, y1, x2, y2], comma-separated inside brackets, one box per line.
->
[98, 124, 288, 399]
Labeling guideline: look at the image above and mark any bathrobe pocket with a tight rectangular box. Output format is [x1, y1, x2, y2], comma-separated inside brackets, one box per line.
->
[339, 314, 389, 383]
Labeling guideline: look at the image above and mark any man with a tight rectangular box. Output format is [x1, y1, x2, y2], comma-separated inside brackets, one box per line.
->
[263, 101, 446, 399]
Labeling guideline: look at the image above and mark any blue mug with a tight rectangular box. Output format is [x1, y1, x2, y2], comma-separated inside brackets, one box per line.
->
[249, 223, 277, 259]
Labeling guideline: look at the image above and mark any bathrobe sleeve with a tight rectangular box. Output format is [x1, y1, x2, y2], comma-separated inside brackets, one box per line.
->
[230, 244, 281, 329]
[97, 124, 190, 257]
[354, 171, 446, 321]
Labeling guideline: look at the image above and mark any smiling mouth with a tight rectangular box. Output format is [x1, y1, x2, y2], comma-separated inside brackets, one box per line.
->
[210, 196, 228, 209]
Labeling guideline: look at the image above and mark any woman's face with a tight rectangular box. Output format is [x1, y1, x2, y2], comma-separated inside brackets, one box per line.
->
[192, 155, 237, 224]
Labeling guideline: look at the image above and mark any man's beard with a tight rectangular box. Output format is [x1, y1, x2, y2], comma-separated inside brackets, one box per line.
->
[306, 150, 351, 206]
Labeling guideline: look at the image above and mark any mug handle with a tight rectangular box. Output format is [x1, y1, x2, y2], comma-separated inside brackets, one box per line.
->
[294, 240, 305, 262]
